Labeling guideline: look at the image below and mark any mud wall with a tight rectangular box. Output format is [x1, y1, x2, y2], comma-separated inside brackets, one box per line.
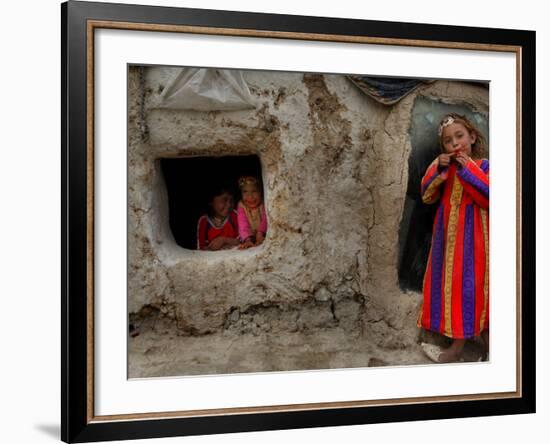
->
[128, 66, 489, 349]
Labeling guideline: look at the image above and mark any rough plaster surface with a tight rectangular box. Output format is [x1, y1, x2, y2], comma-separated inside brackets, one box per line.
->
[127, 66, 489, 376]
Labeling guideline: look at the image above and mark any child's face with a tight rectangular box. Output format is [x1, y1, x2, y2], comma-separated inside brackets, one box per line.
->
[241, 184, 261, 207]
[211, 192, 233, 218]
[441, 122, 476, 157]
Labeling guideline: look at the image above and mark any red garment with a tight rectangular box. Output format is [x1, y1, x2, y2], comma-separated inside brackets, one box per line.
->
[196, 211, 239, 250]
[417, 158, 489, 339]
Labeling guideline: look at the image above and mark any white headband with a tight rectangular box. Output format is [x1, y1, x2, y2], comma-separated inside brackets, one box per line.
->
[438, 116, 455, 136]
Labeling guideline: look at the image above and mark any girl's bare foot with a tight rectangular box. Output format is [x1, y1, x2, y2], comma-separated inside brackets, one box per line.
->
[437, 348, 463, 363]
[422, 339, 465, 363]
[421, 341, 464, 363]
[438, 338, 466, 363]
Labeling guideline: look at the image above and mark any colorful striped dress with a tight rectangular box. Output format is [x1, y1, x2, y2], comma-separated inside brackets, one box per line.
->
[417, 158, 489, 339]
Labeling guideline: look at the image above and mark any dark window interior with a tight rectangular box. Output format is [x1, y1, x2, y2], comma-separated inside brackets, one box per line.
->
[161, 155, 263, 250]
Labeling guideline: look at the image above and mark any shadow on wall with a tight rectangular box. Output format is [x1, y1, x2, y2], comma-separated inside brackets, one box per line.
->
[398, 96, 489, 292]
[161, 155, 263, 249]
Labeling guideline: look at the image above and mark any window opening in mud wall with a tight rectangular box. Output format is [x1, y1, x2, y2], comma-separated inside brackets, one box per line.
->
[398, 97, 489, 291]
[161, 155, 264, 250]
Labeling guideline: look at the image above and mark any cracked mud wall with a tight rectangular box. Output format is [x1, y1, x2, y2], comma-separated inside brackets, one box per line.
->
[128, 66, 489, 354]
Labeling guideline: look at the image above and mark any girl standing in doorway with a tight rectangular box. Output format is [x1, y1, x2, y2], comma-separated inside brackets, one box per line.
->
[418, 113, 489, 363]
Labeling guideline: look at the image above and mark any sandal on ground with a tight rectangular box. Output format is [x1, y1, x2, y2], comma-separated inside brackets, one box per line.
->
[420, 342, 443, 362]
[420, 342, 464, 363]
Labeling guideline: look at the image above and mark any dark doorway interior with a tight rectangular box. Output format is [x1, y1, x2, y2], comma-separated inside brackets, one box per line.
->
[398, 145, 440, 292]
[161, 155, 263, 249]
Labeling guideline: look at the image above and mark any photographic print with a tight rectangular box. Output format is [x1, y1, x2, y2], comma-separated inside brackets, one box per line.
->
[62, 1, 534, 441]
[126, 66, 490, 378]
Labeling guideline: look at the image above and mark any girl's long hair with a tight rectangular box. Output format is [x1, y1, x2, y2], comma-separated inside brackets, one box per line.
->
[438, 112, 487, 159]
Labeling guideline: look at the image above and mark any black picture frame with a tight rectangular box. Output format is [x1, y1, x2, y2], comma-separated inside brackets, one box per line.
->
[61, 1, 536, 442]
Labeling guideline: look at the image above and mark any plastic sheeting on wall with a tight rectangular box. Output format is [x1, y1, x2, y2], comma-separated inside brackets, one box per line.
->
[156, 68, 257, 111]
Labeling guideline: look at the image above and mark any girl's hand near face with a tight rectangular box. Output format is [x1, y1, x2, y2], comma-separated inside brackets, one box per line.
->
[455, 151, 471, 168]
[438, 153, 455, 171]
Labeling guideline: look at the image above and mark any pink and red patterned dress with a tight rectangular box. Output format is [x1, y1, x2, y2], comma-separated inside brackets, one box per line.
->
[418, 158, 490, 339]
[237, 201, 267, 242]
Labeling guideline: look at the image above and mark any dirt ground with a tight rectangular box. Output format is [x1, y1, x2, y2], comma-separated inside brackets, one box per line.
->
[128, 315, 488, 378]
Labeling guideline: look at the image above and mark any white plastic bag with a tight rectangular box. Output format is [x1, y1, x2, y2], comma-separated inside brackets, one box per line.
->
[157, 68, 256, 111]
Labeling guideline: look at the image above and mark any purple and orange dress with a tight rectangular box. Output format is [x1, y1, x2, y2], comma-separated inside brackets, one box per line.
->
[417, 158, 489, 339]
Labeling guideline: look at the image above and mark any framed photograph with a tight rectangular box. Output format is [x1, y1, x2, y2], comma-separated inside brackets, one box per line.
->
[62, 0, 535, 442]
